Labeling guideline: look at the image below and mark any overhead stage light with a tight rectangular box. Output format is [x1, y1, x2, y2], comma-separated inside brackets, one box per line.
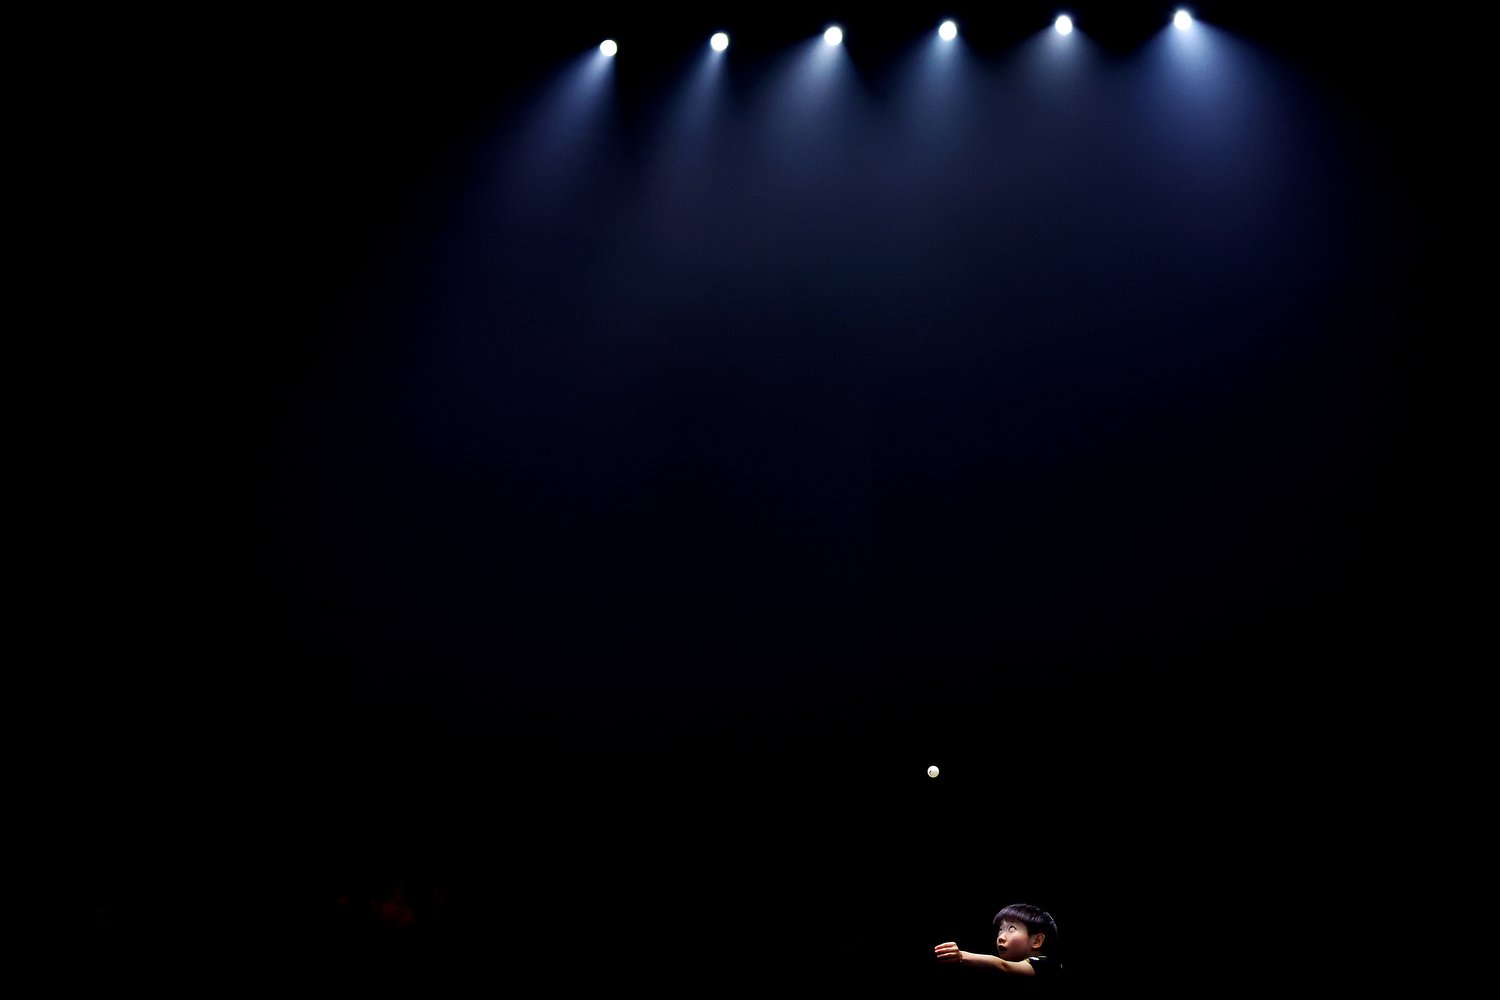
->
[1174, 9, 1194, 30]
[824, 25, 843, 46]
[939, 20, 958, 41]
[1054, 15, 1073, 35]
[600, 39, 618, 57]
[711, 32, 729, 51]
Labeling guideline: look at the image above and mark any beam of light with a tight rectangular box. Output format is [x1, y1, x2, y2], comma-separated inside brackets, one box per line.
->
[600, 39, 618, 57]
[1055, 15, 1073, 36]
[939, 20, 958, 41]
[491, 47, 618, 221]
[889, 16, 973, 151]
[824, 25, 843, 46]
[1174, 9, 1194, 30]
[638, 30, 731, 208]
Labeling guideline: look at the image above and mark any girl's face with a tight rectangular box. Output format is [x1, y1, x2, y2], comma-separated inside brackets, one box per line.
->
[995, 919, 1039, 960]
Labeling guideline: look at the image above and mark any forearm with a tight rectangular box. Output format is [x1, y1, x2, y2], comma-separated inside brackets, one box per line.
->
[958, 953, 1032, 976]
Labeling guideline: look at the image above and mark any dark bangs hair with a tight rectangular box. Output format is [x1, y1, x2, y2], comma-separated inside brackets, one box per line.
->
[993, 903, 1058, 945]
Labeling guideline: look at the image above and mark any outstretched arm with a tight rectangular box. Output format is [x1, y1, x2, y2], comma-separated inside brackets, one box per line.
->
[933, 943, 1036, 976]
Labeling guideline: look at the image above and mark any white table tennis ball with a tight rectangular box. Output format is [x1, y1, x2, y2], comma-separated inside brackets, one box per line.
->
[927, 765, 940, 778]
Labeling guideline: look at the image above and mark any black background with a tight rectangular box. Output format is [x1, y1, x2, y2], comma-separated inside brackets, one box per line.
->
[53, 2, 1467, 991]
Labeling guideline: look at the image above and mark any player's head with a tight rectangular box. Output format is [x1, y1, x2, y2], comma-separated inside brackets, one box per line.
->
[993, 902, 1056, 959]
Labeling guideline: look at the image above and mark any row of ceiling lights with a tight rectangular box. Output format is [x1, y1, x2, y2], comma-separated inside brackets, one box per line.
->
[597, 10, 1197, 57]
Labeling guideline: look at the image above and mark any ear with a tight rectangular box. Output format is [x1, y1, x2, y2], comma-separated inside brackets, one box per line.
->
[1030, 932, 1046, 952]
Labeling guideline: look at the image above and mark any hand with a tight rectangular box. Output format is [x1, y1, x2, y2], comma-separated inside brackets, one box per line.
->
[934, 942, 966, 964]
